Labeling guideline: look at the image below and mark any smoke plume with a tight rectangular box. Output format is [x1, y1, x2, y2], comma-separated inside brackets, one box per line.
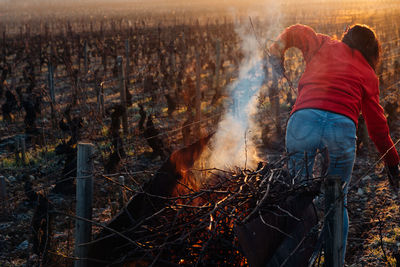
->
[205, 1, 284, 171]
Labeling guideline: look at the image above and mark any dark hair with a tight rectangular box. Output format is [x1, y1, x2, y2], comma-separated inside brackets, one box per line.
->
[342, 24, 381, 70]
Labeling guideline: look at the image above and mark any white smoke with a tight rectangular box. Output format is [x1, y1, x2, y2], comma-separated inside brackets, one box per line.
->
[208, 43, 264, 169]
[205, 1, 284, 170]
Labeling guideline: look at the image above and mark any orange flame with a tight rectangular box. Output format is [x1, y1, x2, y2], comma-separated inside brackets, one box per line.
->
[169, 135, 212, 199]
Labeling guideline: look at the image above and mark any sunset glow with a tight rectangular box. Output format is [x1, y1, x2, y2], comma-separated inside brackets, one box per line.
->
[2, 0, 400, 266]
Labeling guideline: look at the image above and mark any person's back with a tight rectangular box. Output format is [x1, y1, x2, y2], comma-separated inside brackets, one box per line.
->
[294, 36, 376, 125]
[274, 25, 376, 125]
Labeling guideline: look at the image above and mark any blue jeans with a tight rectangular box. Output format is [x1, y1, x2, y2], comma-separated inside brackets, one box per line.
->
[285, 108, 356, 263]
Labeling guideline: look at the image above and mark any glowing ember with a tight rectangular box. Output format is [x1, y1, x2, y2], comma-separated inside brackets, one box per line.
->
[208, 214, 214, 231]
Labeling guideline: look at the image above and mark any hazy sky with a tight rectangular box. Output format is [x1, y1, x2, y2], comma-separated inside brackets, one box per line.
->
[0, 0, 398, 23]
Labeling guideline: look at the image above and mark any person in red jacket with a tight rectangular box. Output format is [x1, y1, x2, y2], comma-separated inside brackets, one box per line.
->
[269, 24, 400, 263]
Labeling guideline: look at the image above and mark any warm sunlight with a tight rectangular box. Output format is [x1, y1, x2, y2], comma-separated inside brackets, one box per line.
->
[1, 0, 400, 266]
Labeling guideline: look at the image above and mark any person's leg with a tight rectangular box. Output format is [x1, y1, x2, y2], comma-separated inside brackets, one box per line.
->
[322, 113, 356, 264]
[285, 109, 325, 183]
[286, 109, 356, 264]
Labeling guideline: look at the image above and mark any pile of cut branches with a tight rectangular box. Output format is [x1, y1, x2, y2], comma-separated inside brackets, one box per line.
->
[98, 157, 320, 266]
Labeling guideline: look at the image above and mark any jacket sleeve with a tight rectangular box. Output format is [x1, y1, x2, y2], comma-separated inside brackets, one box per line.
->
[362, 79, 400, 166]
[277, 24, 329, 63]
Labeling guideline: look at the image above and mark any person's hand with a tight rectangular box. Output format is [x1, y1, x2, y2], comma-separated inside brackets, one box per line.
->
[387, 164, 400, 193]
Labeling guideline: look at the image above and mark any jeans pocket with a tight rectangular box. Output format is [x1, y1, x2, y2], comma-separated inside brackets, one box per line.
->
[287, 114, 316, 141]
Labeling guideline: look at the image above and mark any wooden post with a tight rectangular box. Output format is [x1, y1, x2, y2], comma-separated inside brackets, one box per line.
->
[67, 21, 72, 37]
[102, 50, 107, 74]
[117, 56, 128, 135]
[324, 176, 344, 267]
[215, 39, 221, 92]
[100, 82, 105, 118]
[19, 26, 23, 41]
[38, 35, 42, 72]
[48, 61, 56, 129]
[128, 24, 132, 39]
[48, 63, 55, 105]
[2, 30, 5, 64]
[171, 46, 176, 73]
[84, 40, 88, 75]
[125, 39, 130, 86]
[0, 176, 6, 215]
[157, 23, 161, 47]
[74, 143, 94, 267]
[195, 52, 201, 124]
[44, 23, 49, 40]
[95, 72, 101, 115]
[170, 47, 176, 90]
[76, 35, 81, 73]
[25, 23, 30, 39]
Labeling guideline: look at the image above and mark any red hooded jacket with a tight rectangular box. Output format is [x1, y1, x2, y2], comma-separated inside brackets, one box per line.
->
[276, 24, 399, 166]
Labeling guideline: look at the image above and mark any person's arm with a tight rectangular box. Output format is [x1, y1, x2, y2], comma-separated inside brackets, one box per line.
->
[269, 24, 329, 63]
[362, 92, 399, 167]
[362, 79, 400, 191]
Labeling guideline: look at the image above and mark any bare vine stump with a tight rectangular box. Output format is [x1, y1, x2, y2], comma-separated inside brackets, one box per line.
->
[21, 136, 26, 165]
[125, 39, 130, 86]
[84, 40, 88, 74]
[117, 56, 128, 135]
